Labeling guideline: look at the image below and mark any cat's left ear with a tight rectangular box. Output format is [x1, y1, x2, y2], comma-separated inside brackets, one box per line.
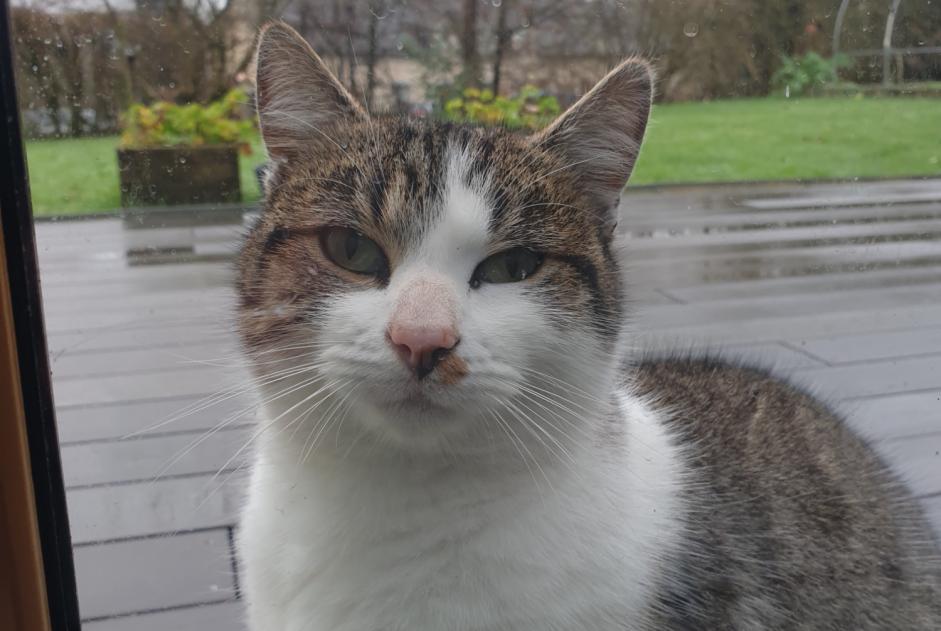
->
[531, 58, 653, 224]
[254, 21, 367, 160]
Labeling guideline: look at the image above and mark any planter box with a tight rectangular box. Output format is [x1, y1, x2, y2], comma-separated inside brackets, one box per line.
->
[117, 145, 241, 207]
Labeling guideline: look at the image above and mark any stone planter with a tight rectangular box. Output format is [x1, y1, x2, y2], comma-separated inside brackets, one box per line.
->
[117, 145, 241, 207]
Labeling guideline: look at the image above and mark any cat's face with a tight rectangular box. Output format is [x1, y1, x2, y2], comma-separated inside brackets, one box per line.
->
[237, 23, 652, 455]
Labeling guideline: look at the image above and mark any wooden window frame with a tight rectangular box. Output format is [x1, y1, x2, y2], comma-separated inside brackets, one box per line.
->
[0, 0, 82, 628]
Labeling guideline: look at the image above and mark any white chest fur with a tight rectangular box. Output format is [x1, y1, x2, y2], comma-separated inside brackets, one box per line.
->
[238, 392, 685, 631]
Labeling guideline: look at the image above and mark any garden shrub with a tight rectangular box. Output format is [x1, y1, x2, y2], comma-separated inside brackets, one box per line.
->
[772, 52, 850, 97]
[120, 88, 256, 152]
[443, 86, 561, 130]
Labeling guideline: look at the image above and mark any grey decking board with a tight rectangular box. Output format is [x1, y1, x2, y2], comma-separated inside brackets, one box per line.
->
[74, 530, 236, 620]
[791, 355, 941, 399]
[791, 328, 941, 365]
[635, 304, 941, 347]
[62, 428, 250, 488]
[81, 601, 246, 631]
[627, 219, 941, 253]
[51, 341, 241, 380]
[844, 391, 941, 442]
[637, 283, 941, 330]
[623, 201, 941, 232]
[52, 364, 253, 408]
[47, 323, 232, 357]
[663, 266, 941, 303]
[872, 438, 941, 499]
[55, 394, 259, 445]
[627, 238, 941, 269]
[67, 475, 243, 544]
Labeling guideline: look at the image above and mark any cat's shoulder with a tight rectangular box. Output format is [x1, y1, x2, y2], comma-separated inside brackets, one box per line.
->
[624, 350, 853, 448]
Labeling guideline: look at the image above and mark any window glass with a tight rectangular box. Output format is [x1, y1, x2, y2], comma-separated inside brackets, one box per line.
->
[10, 1, 941, 628]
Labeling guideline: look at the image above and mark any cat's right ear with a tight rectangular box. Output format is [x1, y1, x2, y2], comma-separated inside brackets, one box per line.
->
[254, 21, 367, 160]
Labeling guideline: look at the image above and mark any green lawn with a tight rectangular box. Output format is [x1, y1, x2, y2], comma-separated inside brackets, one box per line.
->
[631, 96, 941, 185]
[25, 97, 941, 217]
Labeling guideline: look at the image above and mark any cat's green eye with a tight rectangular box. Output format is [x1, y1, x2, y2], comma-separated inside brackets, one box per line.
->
[321, 227, 388, 276]
[472, 248, 544, 287]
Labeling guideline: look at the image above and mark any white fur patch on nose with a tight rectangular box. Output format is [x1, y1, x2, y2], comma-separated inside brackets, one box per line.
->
[389, 276, 459, 337]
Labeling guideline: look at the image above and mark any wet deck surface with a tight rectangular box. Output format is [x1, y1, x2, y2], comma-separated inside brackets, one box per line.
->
[36, 178, 941, 629]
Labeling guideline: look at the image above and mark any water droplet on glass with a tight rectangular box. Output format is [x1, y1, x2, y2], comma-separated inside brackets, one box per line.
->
[169, 81, 176, 88]
[683, 22, 699, 37]
[31, 65, 38, 73]
[43, 38, 51, 45]
[42, 55, 49, 61]
[492, 0, 503, 6]
[396, 39, 404, 51]
[179, 156, 187, 164]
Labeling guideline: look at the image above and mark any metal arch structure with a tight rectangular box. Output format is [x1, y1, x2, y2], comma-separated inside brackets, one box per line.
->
[832, 0, 941, 85]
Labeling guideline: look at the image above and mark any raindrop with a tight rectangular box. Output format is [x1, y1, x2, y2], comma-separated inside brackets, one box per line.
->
[56, 40, 64, 49]
[683, 22, 699, 38]
[169, 81, 176, 88]
[179, 156, 187, 164]
[369, 6, 388, 19]
[43, 38, 51, 45]
[340, 142, 349, 150]
[148, 184, 157, 194]
[785, 84, 791, 98]
[42, 55, 49, 61]
[492, 0, 503, 6]
[396, 39, 404, 51]
[31, 65, 38, 73]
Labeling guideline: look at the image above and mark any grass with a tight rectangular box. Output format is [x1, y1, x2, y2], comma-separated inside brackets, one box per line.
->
[631, 96, 941, 185]
[25, 96, 941, 217]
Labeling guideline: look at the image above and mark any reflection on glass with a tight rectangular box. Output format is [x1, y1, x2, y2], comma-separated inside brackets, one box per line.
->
[9, 0, 941, 628]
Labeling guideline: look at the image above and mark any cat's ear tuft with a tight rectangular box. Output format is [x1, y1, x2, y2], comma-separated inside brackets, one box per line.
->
[532, 58, 654, 215]
[254, 21, 367, 160]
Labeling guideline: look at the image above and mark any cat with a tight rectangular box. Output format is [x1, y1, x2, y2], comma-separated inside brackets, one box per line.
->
[236, 21, 941, 631]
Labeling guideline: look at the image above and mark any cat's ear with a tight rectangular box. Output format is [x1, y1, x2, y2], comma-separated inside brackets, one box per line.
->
[532, 58, 653, 219]
[254, 21, 367, 160]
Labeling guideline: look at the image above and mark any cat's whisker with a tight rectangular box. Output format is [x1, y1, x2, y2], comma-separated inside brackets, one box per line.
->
[151, 371, 330, 482]
[207, 377, 350, 492]
[500, 397, 578, 468]
[300, 380, 362, 465]
[490, 407, 552, 495]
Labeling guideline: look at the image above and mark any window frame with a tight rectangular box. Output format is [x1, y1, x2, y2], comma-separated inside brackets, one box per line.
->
[0, 0, 82, 628]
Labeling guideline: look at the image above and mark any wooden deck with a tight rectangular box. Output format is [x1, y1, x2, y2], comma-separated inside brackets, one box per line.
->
[37, 178, 941, 630]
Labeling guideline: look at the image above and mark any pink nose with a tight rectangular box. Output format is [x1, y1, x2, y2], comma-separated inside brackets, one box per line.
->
[387, 324, 459, 379]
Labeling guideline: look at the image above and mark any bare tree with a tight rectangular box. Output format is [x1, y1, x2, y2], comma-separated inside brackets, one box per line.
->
[460, 0, 481, 87]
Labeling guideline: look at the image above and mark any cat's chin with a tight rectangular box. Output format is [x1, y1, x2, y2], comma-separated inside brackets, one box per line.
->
[353, 389, 487, 452]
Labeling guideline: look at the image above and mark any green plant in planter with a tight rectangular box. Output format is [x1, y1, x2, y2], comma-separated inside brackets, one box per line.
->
[119, 88, 256, 154]
[772, 53, 851, 97]
[443, 86, 561, 130]
[117, 89, 257, 207]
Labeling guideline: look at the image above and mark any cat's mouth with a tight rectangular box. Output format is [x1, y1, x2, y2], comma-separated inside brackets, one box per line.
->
[385, 386, 450, 414]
